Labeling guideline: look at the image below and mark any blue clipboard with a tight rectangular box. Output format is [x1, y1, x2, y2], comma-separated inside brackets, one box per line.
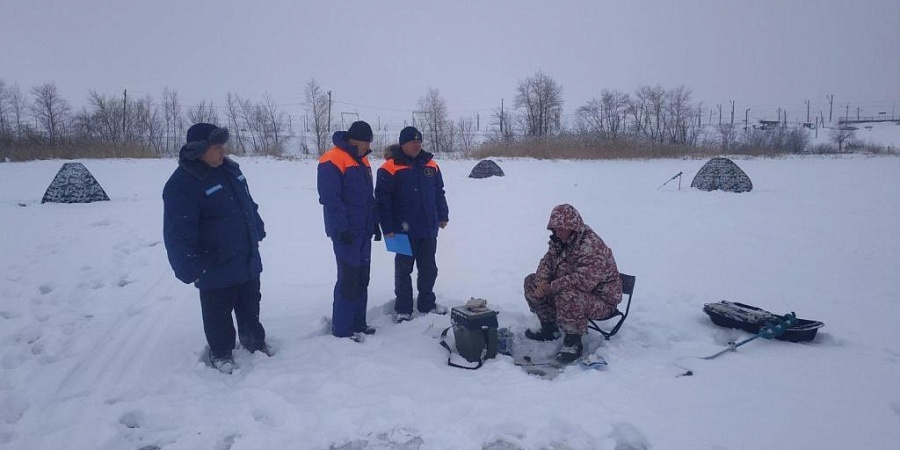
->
[385, 233, 412, 256]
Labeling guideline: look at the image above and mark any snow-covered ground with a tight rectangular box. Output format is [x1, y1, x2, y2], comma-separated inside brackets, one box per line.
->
[2, 154, 900, 449]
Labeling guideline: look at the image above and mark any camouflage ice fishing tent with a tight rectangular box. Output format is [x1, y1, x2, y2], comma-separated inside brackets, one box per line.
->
[468, 159, 505, 179]
[690, 157, 753, 193]
[41, 162, 110, 204]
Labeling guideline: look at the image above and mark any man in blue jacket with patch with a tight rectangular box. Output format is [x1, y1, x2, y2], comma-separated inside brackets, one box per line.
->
[376, 126, 450, 323]
[163, 123, 270, 374]
[317, 121, 381, 341]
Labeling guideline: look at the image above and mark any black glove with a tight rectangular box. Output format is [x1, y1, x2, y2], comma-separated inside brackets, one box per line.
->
[338, 230, 353, 245]
[374, 229, 383, 242]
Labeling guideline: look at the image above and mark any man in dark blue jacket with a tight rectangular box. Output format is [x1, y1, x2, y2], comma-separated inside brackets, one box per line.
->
[317, 121, 381, 341]
[376, 126, 450, 323]
[163, 123, 269, 373]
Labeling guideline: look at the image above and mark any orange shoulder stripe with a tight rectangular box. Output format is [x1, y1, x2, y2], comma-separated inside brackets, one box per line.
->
[380, 159, 411, 176]
[319, 147, 359, 174]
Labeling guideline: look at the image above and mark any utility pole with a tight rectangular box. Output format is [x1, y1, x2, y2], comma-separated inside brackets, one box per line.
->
[730, 100, 735, 127]
[500, 98, 505, 134]
[327, 90, 332, 132]
[827, 94, 834, 123]
[745, 108, 750, 130]
[718, 104, 722, 126]
[122, 89, 127, 143]
[476, 112, 480, 131]
[805, 99, 810, 123]
[845, 103, 849, 123]
[856, 107, 860, 122]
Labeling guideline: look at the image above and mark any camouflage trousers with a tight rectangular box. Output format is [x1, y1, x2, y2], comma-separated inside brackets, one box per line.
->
[524, 273, 617, 334]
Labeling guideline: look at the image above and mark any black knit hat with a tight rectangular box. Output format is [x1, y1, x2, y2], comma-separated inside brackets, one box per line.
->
[346, 121, 373, 142]
[399, 126, 422, 146]
[180, 123, 229, 160]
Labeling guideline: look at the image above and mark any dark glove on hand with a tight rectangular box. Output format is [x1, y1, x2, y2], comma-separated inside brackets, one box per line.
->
[374, 229, 383, 242]
[339, 230, 353, 245]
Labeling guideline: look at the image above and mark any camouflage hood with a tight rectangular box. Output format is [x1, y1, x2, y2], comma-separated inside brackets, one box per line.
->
[546, 204, 585, 232]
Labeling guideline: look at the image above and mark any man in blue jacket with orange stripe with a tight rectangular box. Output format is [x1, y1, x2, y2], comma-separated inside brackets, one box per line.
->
[317, 121, 381, 341]
[376, 126, 450, 323]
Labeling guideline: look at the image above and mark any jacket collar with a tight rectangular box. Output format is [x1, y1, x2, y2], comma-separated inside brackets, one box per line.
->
[332, 131, 372, 159]
[179, 157, 239, 180]
[389, 145, 433, 166]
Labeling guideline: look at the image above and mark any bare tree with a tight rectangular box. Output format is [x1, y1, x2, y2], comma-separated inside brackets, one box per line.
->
[514, 70, 563, 137]
[130, 96, 165, 153]
[601, 89, 629, 140]
[574, 98, 603, 135]
[188, 99, 219, 125]
[8, 83, 28, 139]
[258, 93, 286, 155]
[86, 90, 123, 143]
[238, 96, 262, 154]
[30, 82, 71, 143]
[456, 116, 476, 154]
[162, 87, 183, 154]
[417, 88, 450, 152]
[666, 85, 696, 145]
[0, 79, 9, 137]
[829, 126, 855, 153]
[305, 79, 331, 154]
[224, 93, 247, 155]
[716, 123, 737, 151]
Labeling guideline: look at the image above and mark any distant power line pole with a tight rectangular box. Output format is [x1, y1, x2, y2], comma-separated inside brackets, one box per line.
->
[730, 100, 735, 126]
[122, 89, 127, 143]
[500, 98, 505, 134]
[805, 99, 810, 123]
[745, 108, 751, 130]
[827, 94, 834, 123]
[845, 103, 850, 123]
[327, 90, 332, 132]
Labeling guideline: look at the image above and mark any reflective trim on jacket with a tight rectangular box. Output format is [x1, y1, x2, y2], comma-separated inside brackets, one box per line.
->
[316, 131, 378, 238]
[163, 157, 265, 290]
[375, 146, 449, 238]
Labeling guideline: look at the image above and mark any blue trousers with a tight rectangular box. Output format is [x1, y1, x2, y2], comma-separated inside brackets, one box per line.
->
[394, 236, 438, 314]
[199, 278, 266, 358]
[331, 233, 372, 337]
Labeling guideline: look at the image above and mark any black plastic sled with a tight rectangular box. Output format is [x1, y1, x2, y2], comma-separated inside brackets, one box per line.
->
[702, 301, 824, 342]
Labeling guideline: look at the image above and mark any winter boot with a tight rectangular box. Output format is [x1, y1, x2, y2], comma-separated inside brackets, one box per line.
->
[556, 333, 584, 364]
[256, 343, 275, 357]
[357, 325, 377, 335]
[393, 312, 412, 323]
[524, 320, 561, 341]
[209, 351, 236, 374]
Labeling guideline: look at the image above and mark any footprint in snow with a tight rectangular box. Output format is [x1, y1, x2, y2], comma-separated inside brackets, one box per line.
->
[38, 284, 54, 295]
[118, 410, 146, 429]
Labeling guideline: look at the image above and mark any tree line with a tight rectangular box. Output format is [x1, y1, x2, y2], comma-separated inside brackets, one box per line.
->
[0, 71, 877, 162]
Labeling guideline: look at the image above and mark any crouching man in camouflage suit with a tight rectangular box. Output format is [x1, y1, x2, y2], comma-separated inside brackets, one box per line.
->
[524, 204, 622, 363]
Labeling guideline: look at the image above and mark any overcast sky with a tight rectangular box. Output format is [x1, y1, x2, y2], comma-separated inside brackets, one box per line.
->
[2, 0, 898, 129]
